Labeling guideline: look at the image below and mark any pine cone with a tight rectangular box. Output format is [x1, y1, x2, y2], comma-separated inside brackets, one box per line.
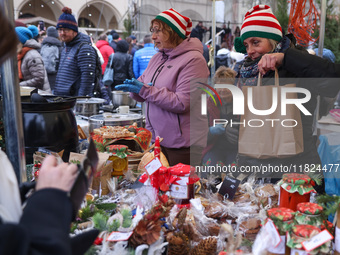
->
[167, 232, 190, 255]
[173, 207, 188, 229]
[129, 219, 162, 248]
[189, 237, 217, 255]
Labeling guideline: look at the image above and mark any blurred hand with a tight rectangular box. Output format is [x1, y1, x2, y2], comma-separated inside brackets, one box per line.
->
[35, 155, 78, 192]
[209, 124, 225, 136]
[258, 53, 284, 75]
[115, 78, 145, 94]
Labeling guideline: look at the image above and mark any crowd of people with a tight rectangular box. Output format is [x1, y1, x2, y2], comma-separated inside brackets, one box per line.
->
[14, 7, 158, 99]
[2, 2, 340, 255]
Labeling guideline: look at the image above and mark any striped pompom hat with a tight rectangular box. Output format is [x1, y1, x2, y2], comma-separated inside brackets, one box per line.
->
[155, 8, 192, 39]
[234, 5, 282, 53]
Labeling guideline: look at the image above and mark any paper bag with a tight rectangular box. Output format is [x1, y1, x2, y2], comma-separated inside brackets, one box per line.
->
[90, 152, 113, 195]
[238, 69, 304, 159]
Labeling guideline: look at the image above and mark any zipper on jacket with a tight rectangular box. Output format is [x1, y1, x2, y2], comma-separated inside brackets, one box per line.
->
[177, 114, 182, 135]
[147, 60, 166, 134]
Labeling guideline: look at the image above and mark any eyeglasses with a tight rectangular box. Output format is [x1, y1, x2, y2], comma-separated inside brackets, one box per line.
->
[58, 28, 71, 34]
[150, 27, 162, 34]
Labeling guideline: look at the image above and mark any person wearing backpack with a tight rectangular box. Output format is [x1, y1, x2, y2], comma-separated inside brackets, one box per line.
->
[40, 26, 62, 91]
[54, 7, 96, 96]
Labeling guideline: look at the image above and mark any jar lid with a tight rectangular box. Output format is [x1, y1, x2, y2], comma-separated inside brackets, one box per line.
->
[321, 220, 333, 231]
[297, 202, 323, 215]
[107, 145, 128, 158]
[267, 207, 295, 221]
[282, 173, 311, 185]
[293, 224, 320, 238]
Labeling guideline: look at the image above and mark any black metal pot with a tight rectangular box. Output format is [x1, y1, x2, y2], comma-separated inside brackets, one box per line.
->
[21, 95, 79, 163]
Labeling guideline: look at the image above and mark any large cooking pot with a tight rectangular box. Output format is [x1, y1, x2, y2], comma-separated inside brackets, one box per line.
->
[112, 91, 137, 108]
[21, 95, 79, 163]
[74, 98, 105, 116]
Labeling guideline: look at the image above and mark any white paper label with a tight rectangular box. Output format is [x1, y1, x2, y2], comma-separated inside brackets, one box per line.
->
[106, 231, 133, 242]
[170, 184, 188, 199]
[144, 157, 162, 175]
[263, 219, 281, 248]
[267, 235, 286, 253]
[302, 229, 333, 252]
[290, 249, 307, 255]
[335, 226, 340, 252]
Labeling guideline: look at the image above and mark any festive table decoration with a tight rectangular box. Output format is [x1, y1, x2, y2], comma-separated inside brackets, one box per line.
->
[286, 224, 331, 254]
[168, 163, 200, 208]
[295, 202, 324, 228]
[278, 173, 316, 211]
[266, 207, 295, 255]
[92, 125, 152, 152]
[129, 195, 175, 248]
[107, 144, 129, 176]
[316, 194, 340, 255]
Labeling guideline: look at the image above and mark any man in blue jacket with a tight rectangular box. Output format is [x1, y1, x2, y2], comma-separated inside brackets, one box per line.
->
[133, 35, 157, 78]
[54, 7, 96, 96]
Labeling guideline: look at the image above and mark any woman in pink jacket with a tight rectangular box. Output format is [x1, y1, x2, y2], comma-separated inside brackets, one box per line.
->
[116, 9, 210, 166]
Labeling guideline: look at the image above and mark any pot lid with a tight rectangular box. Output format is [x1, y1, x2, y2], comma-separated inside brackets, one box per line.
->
[89, 113, 143, 122]
[76, 98, 105, 104]
[21, 95, 76, 112]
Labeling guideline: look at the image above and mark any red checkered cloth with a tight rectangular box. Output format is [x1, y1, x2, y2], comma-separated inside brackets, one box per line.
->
[92, 125, 152, 152]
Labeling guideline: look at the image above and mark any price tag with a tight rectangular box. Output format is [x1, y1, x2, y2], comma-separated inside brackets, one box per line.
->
[144, 157, 162, 175]
[263, 219, 281, 248]
[218, 175, 240, 200]
[170, 184, 188, 199]
[302, 229, 333, 252]
[106, 231, 133, 242]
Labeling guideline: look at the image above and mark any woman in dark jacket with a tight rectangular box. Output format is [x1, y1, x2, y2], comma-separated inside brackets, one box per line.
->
[231, 5, 340, 186]
[109, 39, 134, 90]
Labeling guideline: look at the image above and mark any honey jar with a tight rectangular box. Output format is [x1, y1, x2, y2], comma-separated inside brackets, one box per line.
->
[107, 144, 128, 176]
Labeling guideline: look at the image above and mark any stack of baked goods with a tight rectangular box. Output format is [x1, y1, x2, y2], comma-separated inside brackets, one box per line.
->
[254, 183, 279, 208]
[93, 125, 136, 139]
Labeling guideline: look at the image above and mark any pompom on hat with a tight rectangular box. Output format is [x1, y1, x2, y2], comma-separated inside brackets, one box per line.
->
[155, 8, 192, 39]
[15, 27, 33, 44]
[27, 25, 39, 37]
[234, 5, 282, 53]
[57, 7, 78, 32]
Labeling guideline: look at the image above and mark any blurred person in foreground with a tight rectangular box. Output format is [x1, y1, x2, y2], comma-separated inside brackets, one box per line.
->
[1, 20, 98, 248]
[116, 8, 209, 166]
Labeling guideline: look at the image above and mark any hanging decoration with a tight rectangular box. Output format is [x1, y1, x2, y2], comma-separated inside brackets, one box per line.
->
[288, 0, 319, 46]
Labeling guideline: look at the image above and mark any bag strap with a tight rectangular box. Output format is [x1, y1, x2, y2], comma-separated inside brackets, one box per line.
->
[257, 67, 279, 87]
[109, 53, 114, 67]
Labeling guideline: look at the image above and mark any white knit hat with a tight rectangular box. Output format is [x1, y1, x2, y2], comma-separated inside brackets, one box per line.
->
[235, 5, 282, 53]
[155, 8, 192, 39]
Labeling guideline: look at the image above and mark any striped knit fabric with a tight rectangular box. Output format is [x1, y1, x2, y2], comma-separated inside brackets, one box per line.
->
[155, 8, 192, 39]
[241, 5, 282, 43]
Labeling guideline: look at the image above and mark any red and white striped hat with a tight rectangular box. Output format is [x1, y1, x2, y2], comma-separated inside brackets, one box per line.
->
[155, 8, 192, 39]
[241, 5, 282, 42]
